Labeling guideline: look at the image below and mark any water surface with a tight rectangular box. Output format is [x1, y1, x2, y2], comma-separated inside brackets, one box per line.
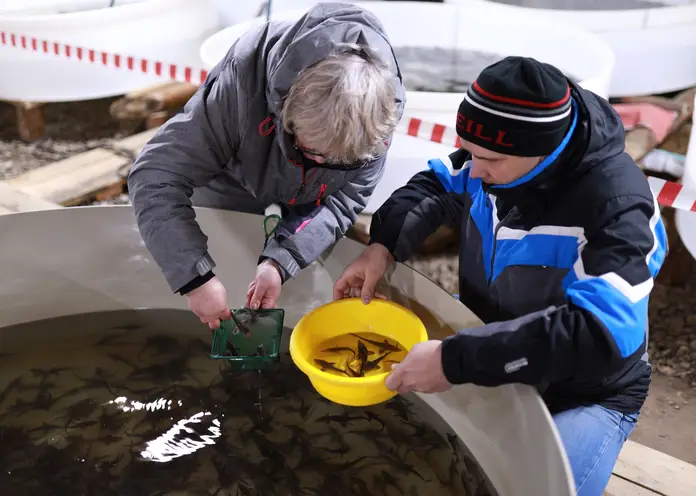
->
[393, 46, 580, 94]
[0, 309, 494, 495]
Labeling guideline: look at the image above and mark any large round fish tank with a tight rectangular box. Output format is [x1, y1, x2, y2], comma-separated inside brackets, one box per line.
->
[452, 0, 696, 97]
[675, 95, 696, 261]
[0, 0, 220, 102]
[198, 1, 615, 215]
[0, 206, 575, 494]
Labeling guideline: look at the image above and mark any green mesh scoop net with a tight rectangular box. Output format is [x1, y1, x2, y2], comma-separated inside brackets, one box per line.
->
[209, 206, 285, 371]
[209, 308, 285, 371]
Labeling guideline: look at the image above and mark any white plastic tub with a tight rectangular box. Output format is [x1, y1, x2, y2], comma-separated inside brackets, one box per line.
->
[0, 205, 576, 495]
[675, 95, 696, 261]
[210, 0, 322, 27]
[453, 0, 696, 97]
[0, 0, 220, 102]
[0, 0, 144, 15]
[199, 1, 615, 214]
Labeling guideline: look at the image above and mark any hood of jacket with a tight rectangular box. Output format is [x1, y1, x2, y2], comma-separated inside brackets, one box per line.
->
[568, 80, 627, 173]
[263, 2, 406, 158]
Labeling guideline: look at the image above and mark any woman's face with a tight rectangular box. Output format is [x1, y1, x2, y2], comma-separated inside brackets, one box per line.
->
[293, 135, 369, 171]
[294, 136, 328, 164]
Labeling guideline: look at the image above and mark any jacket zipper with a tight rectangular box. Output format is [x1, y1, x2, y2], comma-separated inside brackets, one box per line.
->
[289, 160, 319, 205]
[488, 205, 520, 285]
[316, 183, 327, 206]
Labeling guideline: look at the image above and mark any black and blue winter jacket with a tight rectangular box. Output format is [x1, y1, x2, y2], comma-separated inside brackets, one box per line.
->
[369, 81, 668, 414]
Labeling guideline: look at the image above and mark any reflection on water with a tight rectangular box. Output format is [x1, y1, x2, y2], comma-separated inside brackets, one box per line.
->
[0, 309, 494, 495]
[394, 46, 580, 94]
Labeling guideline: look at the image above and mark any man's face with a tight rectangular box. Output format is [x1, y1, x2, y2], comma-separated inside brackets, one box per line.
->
[462, 140, 544, 185]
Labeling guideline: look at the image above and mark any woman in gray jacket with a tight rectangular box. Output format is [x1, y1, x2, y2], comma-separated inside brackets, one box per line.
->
[128, 2, 405, 329]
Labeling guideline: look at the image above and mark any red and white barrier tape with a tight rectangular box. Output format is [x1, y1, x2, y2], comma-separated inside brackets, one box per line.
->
[0, 30, 209, 85]
[395, 116, 696, 213]
[2, 29, 694, 213]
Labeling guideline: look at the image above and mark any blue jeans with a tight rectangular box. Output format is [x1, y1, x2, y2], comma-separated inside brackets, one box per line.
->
[553, 405, 638, 495]
[449, 294, 638, 494]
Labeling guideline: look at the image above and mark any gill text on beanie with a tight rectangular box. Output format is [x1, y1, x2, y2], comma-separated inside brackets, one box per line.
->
[456, 56, 573, 157]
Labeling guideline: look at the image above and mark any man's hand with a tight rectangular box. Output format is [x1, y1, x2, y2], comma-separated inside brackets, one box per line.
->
[186, 276, 231, 330]
[385, 340, 452, 394]
[246, 259, 282, 310]
[333, 243, 394, 304]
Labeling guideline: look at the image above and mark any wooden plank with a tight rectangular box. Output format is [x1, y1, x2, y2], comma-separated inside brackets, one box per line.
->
[605, 474, 661, 496]
[8, 147, 120, 190]
[15, 101, 45, 142]
[6, 127, 158, 205]
[63, 180, 126, 207]
[0, 181, 62, 213]
[110, 82, 197, 121]
[7, 148, 128, 204]
[613, 440, 696, 496]
[116, 126, 159, 153]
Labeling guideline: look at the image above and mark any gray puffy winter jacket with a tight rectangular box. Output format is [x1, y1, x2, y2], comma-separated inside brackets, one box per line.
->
[127, 2, 406, 293]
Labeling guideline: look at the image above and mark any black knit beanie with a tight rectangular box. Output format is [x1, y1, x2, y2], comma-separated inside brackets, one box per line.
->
[456, 56, 573, 157]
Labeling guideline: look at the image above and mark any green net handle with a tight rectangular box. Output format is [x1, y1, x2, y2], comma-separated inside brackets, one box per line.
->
[263, 204, 282, 239]
[263, 214, 281, 238]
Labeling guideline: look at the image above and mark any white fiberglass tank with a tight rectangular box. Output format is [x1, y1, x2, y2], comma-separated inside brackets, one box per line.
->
[675, 95, 696, 261]
[0, 0, 220, 102]
[451, 0, 696, 97]
[199, 1, 614, 215]
[0, 205, 576, 495]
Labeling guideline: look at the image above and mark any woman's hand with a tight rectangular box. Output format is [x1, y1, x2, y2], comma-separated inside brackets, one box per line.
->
[246, 259, 283, 309]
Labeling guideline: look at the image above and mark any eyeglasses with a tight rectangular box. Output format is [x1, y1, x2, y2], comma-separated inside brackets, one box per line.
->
[292, 141, 370, 171]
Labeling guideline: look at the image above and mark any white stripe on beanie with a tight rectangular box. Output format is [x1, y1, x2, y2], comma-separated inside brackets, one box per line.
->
[463, 92, 573, 124]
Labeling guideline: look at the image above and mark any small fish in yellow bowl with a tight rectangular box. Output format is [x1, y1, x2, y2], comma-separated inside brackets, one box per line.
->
[289, 298, 428, 406]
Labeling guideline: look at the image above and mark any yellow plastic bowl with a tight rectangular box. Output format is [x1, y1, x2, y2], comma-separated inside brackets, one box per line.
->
[289, 298, 428, 407]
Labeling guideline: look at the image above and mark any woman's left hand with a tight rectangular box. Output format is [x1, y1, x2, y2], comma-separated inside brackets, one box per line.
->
[246, 259, 283, 309]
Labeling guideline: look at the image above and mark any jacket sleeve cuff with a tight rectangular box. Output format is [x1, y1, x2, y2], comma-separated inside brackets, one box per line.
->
[367, 237, 400, 262]
[177, 270, 214, 295]
[367, 222, 400, 261]
[259, 238, 300, 283]
[168, 251, 217, 294]
[441, 333, 478, 385]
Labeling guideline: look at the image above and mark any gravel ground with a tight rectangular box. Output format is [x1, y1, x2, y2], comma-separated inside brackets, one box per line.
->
[650, 273, 696, 386]
[0, 98, 129, 180]
[91, 193, 131, 206]
[1, 99, 694, 388]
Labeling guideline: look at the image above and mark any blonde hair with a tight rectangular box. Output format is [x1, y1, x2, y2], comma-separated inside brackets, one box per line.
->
[282, 44, 399, 164]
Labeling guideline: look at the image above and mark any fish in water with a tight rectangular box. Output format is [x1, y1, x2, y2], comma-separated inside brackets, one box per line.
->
[223, 342, 240, 357]
[314, 358, 352, 377]
[321, 346, 356, 357]
[0, 309, 490, 496]
[137, 335, 181, 359]
[349, 333, 403, 353]
[221, 341, 269, 359]
[312, 332, 407, 378]
[228, 310, 251, 336]
[362, 351, 392, 373]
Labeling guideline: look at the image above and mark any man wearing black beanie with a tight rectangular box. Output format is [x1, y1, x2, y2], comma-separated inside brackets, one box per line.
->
[334, 56, 668, 495]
